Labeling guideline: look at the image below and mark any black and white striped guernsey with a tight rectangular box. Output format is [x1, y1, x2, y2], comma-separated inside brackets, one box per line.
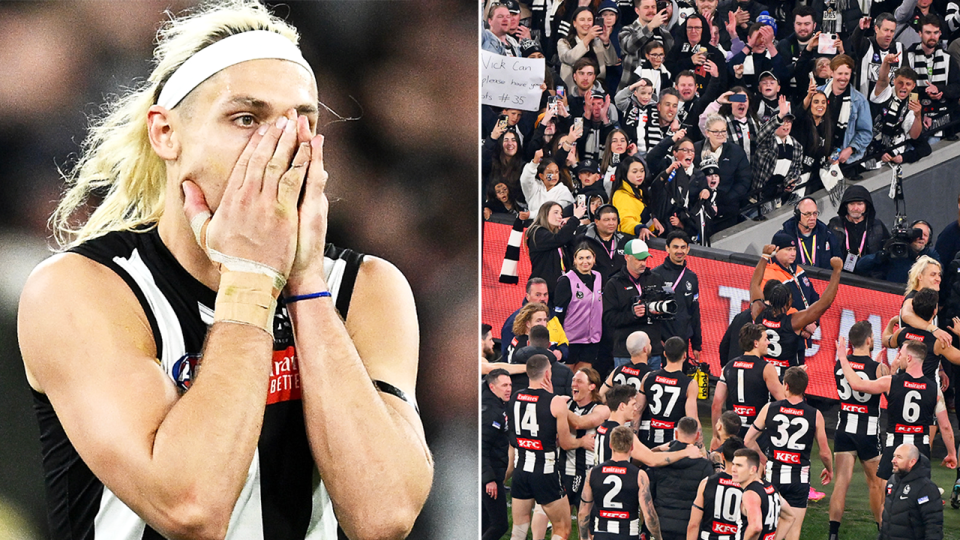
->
[560, 400, 601, 479]
[639, 369, 691, 447]
[763, 399, 817, 486]
[697, 471, 742, 540]
[834, 355, 882, 437]
[33, 228, 365, 540]
[720, 355, 770, 430]
[738, 480, 781, 540]
[508, 387, 560, 475]
[884, 372, 938, 452]
[589, 459, 641, 538]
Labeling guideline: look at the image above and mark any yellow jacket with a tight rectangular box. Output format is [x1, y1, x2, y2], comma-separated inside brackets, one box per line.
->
[612, 185, 651, 236]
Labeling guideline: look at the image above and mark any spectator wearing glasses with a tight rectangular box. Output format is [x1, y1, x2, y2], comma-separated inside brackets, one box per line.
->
[699, 87, 759, 163]
[780, 197, 841, 270]
[620, 41, 672, 97]
[687, 113, 750, 232]
[666, 15, 726, 93]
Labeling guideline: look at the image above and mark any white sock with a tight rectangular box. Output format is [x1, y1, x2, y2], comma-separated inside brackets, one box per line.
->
[511, 523, 530, 540]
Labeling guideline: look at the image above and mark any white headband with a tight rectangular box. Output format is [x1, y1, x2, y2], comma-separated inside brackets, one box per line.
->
[157, 30, 314, 109]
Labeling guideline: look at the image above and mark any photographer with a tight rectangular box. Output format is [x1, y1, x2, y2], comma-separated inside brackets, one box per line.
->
[603, 239, 669, 370]
[652, 231, 703, 361]
[855, 219, 941, 283]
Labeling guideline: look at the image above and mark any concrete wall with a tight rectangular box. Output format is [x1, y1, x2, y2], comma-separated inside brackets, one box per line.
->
[712, 141, 960, 255]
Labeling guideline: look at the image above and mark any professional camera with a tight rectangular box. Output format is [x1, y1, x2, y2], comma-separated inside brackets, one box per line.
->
[633, 285, 678, 320]
[885, 214, 922, 259]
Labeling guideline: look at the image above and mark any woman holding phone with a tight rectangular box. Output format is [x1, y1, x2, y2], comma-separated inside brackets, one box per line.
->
[526, 200, 588, 299]
[557, 7, 618, 90]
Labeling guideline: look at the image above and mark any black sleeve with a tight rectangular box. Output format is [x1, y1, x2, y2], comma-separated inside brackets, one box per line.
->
[480, 402, 500, 483]
[917, 481, 944, 540]
[528, 217, 580, 254]
[690, 274, 703, 351]
[604, 278, 639, 330]
[554, 276, 573, 325]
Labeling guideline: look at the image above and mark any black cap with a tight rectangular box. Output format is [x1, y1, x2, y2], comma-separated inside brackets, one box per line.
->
[772, 231, 796, 249]
[502, 0, 521, 14]
[520, 39, 542, 58]
[575, 158, 601, 175]
[700, 157, 720, 176]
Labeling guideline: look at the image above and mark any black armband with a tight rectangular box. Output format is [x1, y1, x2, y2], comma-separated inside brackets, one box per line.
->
[373, 380, 420, 414]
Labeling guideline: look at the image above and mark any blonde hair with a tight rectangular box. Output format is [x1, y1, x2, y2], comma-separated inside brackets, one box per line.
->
[906, 255, 941, 295]
[51, 0, 301, 248]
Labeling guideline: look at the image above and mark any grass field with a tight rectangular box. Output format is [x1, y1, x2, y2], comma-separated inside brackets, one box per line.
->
[499, 411, 960, 540]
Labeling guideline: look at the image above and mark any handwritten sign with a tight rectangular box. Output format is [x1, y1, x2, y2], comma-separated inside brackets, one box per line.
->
[481, 51, 545, 112]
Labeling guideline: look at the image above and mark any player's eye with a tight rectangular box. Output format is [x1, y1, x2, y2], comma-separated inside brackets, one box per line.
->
[233, 114, 257, 128]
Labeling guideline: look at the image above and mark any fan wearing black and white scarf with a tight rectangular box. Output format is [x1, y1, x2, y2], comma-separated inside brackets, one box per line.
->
[868, 56, 923, 161]
[628, 89, 681, 154]
[905, 19, 960, 133]
[816, 58, 873, 165]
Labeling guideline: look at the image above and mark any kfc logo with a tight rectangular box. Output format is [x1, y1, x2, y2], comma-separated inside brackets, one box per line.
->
[517, 438, 543, 450]
[713, 522, 738, 534]
[774, 450, 800, 464]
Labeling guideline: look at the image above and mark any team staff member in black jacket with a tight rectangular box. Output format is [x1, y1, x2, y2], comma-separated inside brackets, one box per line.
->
[826, 184, 891, 266]
[603, 239, 668, 371]
[652, 230, 703, 361]
[880, 445, 944, 540]
[481, 369, 513, 540]
[647, 417, 714, 540]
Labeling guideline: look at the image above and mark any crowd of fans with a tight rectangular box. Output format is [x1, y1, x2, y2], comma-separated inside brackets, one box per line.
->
[482, 0, 960, 248]
[481, 1, 960, 538]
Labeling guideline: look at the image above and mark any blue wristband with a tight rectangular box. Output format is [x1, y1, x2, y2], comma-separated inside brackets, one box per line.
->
[283, 291, 331, 304]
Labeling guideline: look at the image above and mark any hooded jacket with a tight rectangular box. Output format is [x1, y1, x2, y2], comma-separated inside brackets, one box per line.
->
[826, 185, 891, 260]
[879, 453, 943, 540]
[781, 215, 841, 270]
[665, 15, 727, 90]
[481, 382, 510, 485]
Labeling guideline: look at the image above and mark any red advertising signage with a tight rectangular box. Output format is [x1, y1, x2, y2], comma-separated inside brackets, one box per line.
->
[482, 222, 904, 400]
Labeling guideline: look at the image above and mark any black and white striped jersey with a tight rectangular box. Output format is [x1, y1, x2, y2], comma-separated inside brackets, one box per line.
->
[763, 399, 817, 485]
[560, 400, 601, 479]
[34, 229, 365, 539]
[609, 362, 650, 392]
[755, 310, 800, 379]
[835, 355, 882, 437]
[720, 355, 770, 429]
[508, 387, 560, 475]
[639, 369, 691, 447]
[884, 372, 938, 451]
[589, 460, 641, 539]
[697, 472, 742, 540]
[738, 480, 781, 540]
[594, 419, 622, 467]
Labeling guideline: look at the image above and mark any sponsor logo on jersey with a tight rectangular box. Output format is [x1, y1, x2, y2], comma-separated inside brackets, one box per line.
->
[267, 346, 302, 404]
[903, 381, 927, 390]
[774, 450, 801, 464]
[517, 437, 544, 450]
[848, 362, 865, 370]
[651, 419, 675, 429]
[719, 477, 741, 487]
[602, 466, 627, 474]
[713, 522, 738, 534]
[762, 320, 781, 329]
[904, 332, 926, 342]
[895, 423, 923, 434]
[841, 403, 868, 414]
[518, 393, 540, 402]
[655, 375, 678, 385]
[763, 532, 776, 540]
[734, 405, 756, 416]
[733, 361, 754, 369]
[780, 407, 805, 416]
[600, 510, 630, 519]
[171, 352, 202, 391]
[622, 366, 641, 376]
[597, 425, 609, 434]
[764, 484, 776, 494]
[765, 357, 789, 367]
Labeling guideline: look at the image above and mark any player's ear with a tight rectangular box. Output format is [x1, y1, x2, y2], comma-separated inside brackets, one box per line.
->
[147, 105, 181, 160]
